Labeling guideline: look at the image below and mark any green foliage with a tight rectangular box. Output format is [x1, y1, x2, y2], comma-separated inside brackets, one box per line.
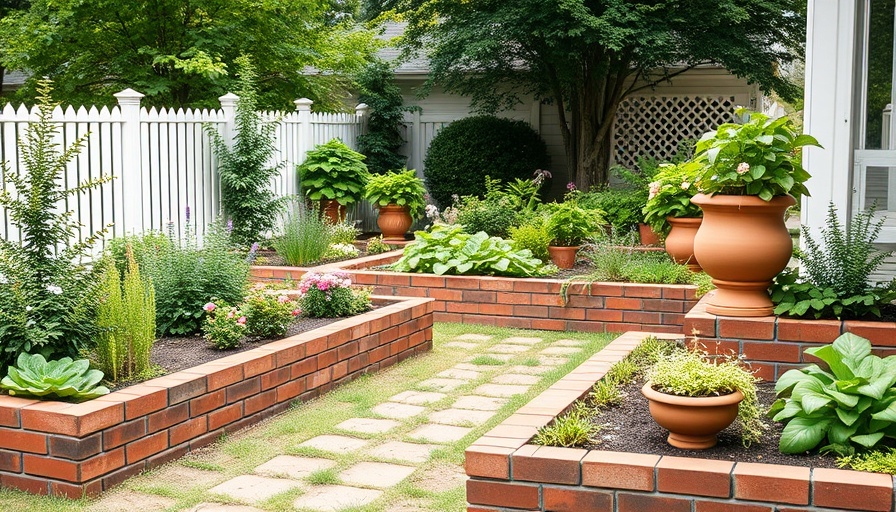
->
[327, 221, 361, 246]
[356, 60, 413, 174]
[577, 188, 644, 235]
[648, 346, 764, 446]
[365, 236, 393, 255]
[95, 250, 156, 383]
[299, 139, 370, 207]
[532, 403, 600, 447]
[470, 355, 505, 366]
[770, 333, 896, 456]
[392, 224, 550, 277]
[838, 448, 896, 475]
[454, 187, 521, 238]
[0, 0, 377, 109]
[589, 378, 622, 408]
[770, 203, 896, 319]
[694, 108, 820, 201]
[423, 115, 549, 208]
[563, 241, 694, 292]
[274, 202, 333, 266]
[297, 271, 371, 318]
[1, 353, 109, 401]
[364, 168, 428, 218]
[0, 79, 111, 371]
[322, 242, 360, 260]
[626, 336, 682, 369]
[509, 217, 552, 263]
[642, 161, 703, 236]
[207, 56, 286, 247]
[201, 300, 246, 350]
[106, 231, 172, 280]
[242, 290, 299, 338]
[544, 200, 604, 246]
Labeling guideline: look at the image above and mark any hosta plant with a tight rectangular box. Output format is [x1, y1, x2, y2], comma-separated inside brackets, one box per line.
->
[1, 353, 109, 401]
[770, 333, 896, 455]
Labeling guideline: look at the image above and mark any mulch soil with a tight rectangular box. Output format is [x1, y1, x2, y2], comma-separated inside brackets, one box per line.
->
[585, 379, 842, 469]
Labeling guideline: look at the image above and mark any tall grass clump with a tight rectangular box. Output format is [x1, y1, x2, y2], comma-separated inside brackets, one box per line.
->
[274, 202, 332, 266]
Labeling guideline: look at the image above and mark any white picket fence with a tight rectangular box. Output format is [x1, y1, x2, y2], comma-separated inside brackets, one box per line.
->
[0, 90, 367, 248]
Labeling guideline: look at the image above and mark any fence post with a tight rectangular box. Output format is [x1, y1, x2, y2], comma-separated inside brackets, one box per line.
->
[294, 98, 313, 196]
[218, 93, 239, 150]
[113, 88, 145, 236]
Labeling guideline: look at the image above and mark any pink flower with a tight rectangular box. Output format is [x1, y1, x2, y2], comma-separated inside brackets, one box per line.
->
[566, 182, 577, 191]
[203, 302, 216, 312]
[278, 295, 290, 304]
[648, 181, 661, 200]
[291, 308, 301, 316]
[736, 162, 750, 175]
[227, 308, 237, 319]
[237, 316, 247, 325]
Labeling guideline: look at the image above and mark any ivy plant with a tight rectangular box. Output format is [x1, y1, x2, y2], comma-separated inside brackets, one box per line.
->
[1, 353, 110, 401]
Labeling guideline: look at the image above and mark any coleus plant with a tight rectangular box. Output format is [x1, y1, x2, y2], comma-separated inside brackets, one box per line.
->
[1, 353, 110, 401]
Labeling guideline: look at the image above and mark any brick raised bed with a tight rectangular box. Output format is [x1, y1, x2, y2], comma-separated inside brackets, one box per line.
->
[251, 251, 698, 334]
[0, 295, 433, 498]
[465, 331, 896, 512]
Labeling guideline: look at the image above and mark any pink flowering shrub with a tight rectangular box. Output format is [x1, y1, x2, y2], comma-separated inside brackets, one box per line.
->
[201, 299, 246, 350]
[242, 289, 300, 338]
[298, 271, 371, 318]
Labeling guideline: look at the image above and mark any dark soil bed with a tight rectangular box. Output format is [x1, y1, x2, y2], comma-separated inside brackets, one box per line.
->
[585, 379, 842, 469]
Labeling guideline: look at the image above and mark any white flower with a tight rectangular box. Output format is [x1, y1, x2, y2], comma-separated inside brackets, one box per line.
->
[0, 274, 7, 285]
[46, 284, 62, 295]
[681, 182, 690, 190]
[25, 306, 32, 312]
[648, 181, 661, 200]
[736, 162, 750, 175]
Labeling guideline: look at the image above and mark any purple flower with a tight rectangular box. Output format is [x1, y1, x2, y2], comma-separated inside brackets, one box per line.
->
[185, 205, 191, 222]
[226, 219, 233, 232]
[566, 182, 577, 192]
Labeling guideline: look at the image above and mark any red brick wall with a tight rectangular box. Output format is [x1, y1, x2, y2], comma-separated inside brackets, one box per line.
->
[0, 296, 433, 498]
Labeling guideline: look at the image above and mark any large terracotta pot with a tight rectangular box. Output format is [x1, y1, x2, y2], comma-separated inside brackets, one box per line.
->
[548, 245, 580, 269]
[321, 199, 346, 224]
[638, 223, 661, 246]
[664, 217, 702, 272]
[642, 381, 743, 450]
[377, 204, 413, 241]
[691, 193, 795, 317]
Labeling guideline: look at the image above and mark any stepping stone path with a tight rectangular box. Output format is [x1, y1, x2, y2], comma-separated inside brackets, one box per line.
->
[84, 328, 599, 512]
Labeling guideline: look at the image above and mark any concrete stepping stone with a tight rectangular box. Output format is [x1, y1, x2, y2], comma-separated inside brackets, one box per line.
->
[456, 334, 493, 341]
[254, 455, 336, 479]
[154, 464, 223, 488]
[492, 374, 541, 385]
[208, 475, 303, 504]
[502, 336, 543, 345]
[412, 462, 468, 493]
[437, 368, 480, 380]
[299, 435, 368, 454]
[428, 408, 495, 427]
[444, 341, 478, 349]
[417, 378, 466, 392]
[540, 346, 581, 356]
[335, 417, 400, 434]
[339, 461, 416, 488]
[452, 395, 508, 411]
[187, 505, 265, 512]
[390, 390, 446, 405]
[506, 365, 553, 375]
[372, 402, 426, 419]
[368, 441, 438, 463]
[555, 339, 587, 347]
[88, 491, 176, 512]
[488, 344, 530, 354]
[408, 424, 473, 443]
[473, 383, 530, 398]
[454, 363, 490, 371]
[293, 485, 382, 511]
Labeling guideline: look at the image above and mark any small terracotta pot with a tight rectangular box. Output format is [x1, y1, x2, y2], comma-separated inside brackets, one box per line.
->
[548, 245, 580, 269]
[664, 217, 702, 272]
[377, 204, 413, 241]
[642, 381, 743, 450]
[321, 199, 346, 224]
[638, 223, 661, 246]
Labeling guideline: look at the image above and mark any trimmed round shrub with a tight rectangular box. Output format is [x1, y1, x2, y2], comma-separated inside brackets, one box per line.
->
[423, 116, 550, 208]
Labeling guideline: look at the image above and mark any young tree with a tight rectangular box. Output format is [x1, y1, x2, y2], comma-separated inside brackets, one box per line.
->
[0, 0, 377, 109]
[396, 0, 806, 189]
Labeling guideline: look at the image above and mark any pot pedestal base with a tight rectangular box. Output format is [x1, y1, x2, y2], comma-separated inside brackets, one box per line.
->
[667, 432, 719, 450]
[705, 279, 775, 317]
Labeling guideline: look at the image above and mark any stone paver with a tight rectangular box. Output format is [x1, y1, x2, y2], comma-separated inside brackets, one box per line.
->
[372, 402, 426, 419]
[456, 334, 493, 341]
[339, 461, 416, 488]
[488, 343, 530, 354]
[492, 374, 541, 385]
[299, 435, 368, 454]
[540, 346, 581, 356]
[473, 383, 530, 398]
[390, 390, 447, 405]
[444, 341, 478, 349]
[555, 339, 587, 347]
[502, 336, 543, 345]
[436, 368, 480, 380]
[88, 491, 177, 512]
[208, 475, 303, 504]
[408, 424, 473, 443]
[474, 353, 514, 362]
[293, 485, 382, 511]
[368, 441, 439, 463]
[335, 417, 400, 434]
[506, 365, 553, 375]
[428, 408, 495, 426]
[188, 505, 265, 512]
[452, 395, 508, 411]
[417, 377, 466, 392]
[454, 363, 491, 371]
[254, 455, 336, 479]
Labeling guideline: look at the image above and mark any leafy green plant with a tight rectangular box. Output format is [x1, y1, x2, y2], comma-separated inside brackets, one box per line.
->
[207, 56, 286, 247]
[642, 161, 703, 236]
[365, 236, 393, 255]
[544, 200, 604, 246]
[838, 448, 896, 474]
[297, 272, 371, 318]
[0, 353, 109, 401]
[392, 224, 549, 277]
[322, 243, 360, 261]
[327, 221, 361, 246]
[509, 217, 552, 263]
[503, 169, 552, 213]
[274, 201, 332, 266]
[577, 187, 644, 235]
[770, 203, 896, 319]
[0, 79, 112, 371]
[201, 300, 246, 350]
[106, 231, 173, 280]
[356, 60, 414, 175]
[242, 290, 299, 338]
[532, 402, 600, 447]
[298, 138, 370, 208]
[770, 333, 896, 455]
[364, 168, 428, 218]
[589, 378, 622, 407]
[693, 108, 820, 201]
[95, 249, 156, 383]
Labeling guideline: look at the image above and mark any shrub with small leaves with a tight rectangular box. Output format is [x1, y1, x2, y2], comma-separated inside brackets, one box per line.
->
[509, 216, 552, 263]
[328, 221, 361, 246]
[298, 272, 371, 318]
[201, 301, 246, 350]
[532, 402, 600, 447]
[242, 291, 300, 338]
[365, 236, 392, 255]
[323, 243, 360, 261]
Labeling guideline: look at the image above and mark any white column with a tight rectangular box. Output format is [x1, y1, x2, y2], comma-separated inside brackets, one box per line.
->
[294, 98, 314, 196]
[113, 88, 145, 235]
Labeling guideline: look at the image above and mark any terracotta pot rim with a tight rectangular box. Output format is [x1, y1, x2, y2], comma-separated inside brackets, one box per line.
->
[665, 216, 703, 224]
[377, 204, 411, 211]
[691, 193, 796, 208]
[641, 381, 744, 407]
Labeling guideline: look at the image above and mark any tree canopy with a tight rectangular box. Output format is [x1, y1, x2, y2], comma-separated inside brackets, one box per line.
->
[0, 0, 378, 109]
[395, 0, 807, 189]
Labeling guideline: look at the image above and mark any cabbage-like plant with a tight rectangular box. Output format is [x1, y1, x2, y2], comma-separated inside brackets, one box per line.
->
[770, 333, 896, 455]
[1, 353, 110, 401]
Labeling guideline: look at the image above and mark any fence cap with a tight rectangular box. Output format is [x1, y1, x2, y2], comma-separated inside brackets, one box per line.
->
[219, 93, 239, 108]
[113, 88, 145, 105]
[294, 98, 314, 111]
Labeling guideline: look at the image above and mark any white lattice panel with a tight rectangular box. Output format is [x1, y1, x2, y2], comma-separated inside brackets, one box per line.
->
[613, 96, 738, 168]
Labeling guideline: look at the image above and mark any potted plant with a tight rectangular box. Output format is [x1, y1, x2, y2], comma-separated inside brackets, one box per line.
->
[543, 199, 604, 268]
[298, 138, 370, 223]
[364, 168, 428, 241]
[642, 344, 763, 449]
[690, 108, 821, 316]
[643, 161, 703, 271]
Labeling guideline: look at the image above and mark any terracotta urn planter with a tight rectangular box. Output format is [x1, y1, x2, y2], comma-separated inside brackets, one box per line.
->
[377, 204, 413, 241]
[641, 381, 743, 449]
[691, 193, 795, 317]
[321, 199, 346, 224]
[548, 245, 580, 269]
[638, 223, 661, 246]
[664, 217, 702, 272]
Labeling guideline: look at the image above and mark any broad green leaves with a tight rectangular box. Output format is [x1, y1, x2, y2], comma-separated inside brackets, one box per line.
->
[0, 353, 110, 401]
[298, 139, 369, 206]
